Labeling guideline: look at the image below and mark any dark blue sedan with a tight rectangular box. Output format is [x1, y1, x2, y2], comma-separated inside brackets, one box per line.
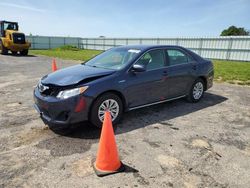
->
[34, 45, 213, 129]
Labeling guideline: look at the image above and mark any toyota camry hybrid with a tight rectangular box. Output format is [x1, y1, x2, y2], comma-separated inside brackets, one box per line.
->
[34, 45, 213, 129]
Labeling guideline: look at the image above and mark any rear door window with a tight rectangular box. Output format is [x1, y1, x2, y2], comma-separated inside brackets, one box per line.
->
[166, 49, 193, 66]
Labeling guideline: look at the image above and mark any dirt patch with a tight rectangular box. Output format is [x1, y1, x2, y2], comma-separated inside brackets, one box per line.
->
[71, 156, 94, 177]
[133, 172, 150, 186]
[6, 102, 22, 107]
[143, 139, 161, 148]
[240, 144, 250, 156]
[183, 174, 202, 188]
[16, 127, 50, 146]
[0, 122, 51, 153]
[0, 149, 51, 188]
[36, 136, 97, 157]
[156, 155, 182, 168]
[191, 139, 210, 149]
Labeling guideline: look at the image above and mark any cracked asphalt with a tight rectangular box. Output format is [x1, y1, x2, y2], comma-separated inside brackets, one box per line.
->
[0, 54, 250, 188]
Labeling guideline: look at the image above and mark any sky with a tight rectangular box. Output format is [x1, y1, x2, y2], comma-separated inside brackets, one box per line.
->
[0, 0, 250, 37]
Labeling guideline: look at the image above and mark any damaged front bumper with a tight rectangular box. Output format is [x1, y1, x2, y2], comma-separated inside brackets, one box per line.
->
[33, 87, 93, 128]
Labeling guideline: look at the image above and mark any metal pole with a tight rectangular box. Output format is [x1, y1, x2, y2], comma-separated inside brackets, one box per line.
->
[226, 37, 233, 61]
[103, 38, 105, 50]
[157, 38, 160, 45]
[176, 38, 179, 45]
[48, 37, 51, 49]
[199, 38, 203, 56]
[77, 38, 80, 49]
[32, 36, 35, 49]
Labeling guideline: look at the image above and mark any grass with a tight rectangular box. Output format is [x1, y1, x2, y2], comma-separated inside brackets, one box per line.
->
[30, 46, 102, 61]
[30, 47, 250, 85]
[213, 60, 250, 85]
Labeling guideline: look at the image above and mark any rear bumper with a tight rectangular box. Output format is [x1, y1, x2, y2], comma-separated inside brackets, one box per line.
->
[206, 70, 214, 90]
[33, 87, 93, 128]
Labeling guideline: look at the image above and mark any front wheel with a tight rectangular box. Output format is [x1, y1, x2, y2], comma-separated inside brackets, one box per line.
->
[90, 93, 123, 128]
[11, 51, 17, 55]
[186, 78, 205, 103]
[20, 49, 28, 56]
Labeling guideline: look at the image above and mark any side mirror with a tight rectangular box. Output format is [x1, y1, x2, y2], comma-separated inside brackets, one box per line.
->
[131, 64, 146, 73]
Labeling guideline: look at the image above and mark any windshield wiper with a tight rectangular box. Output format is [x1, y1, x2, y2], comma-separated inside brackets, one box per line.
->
[85, 64, 116, 70]
[84, 64, 97, 68]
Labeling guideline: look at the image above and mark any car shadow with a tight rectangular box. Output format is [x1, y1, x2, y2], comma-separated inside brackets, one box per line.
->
[117, 92, 228, 134]
[55, 92, 227, 139]
[26, 54, 37, 57]
[52, 122, 101, 139]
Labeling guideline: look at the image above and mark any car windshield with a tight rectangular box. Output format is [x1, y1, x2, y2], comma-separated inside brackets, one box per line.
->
[85, 48, 141, 70]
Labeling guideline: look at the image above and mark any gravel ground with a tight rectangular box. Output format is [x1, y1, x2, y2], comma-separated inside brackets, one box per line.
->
[0, 54, 249, 188]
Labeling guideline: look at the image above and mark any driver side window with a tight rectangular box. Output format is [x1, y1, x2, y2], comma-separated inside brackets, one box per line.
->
[136, 49, 165, 71]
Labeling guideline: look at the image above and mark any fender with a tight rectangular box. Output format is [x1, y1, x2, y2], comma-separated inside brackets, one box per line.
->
[1, 37, 10, 48]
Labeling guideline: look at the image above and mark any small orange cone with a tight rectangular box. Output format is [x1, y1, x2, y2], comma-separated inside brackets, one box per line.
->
[52, 58, 58, 72]
[93, 111, 124, 177]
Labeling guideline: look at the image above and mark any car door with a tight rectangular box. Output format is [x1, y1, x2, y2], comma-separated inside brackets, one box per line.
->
[124, 49, 168, 108]
[164, 48, 197, 99]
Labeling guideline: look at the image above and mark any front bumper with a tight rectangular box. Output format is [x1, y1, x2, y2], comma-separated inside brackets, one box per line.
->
[7, 42, 30, 52]
[33, 87, 93, 128]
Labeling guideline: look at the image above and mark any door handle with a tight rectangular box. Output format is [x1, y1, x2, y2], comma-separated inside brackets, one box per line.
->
[162, 71, 168, 76]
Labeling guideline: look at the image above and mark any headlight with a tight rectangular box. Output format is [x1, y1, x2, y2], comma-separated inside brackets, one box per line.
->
[37, 79, 41, 87]
[57, 86, 88, 99]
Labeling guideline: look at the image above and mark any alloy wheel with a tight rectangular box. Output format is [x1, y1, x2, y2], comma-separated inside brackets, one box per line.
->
[193, 82, 204, 100]
[98, 99, 119, 122]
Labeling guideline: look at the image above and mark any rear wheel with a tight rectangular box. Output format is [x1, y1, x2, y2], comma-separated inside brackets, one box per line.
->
[90, 93, 123, 128]
[20, 49, 28, 56]
[0, 40, 8, 55]
[186, 78, 205, 103]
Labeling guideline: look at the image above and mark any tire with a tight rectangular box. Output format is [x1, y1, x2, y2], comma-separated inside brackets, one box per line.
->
[90, 93, 123, 128]
[0, 40, 8, 55]
[20, 49, 28, 56]
[186, 78, 205, 103]
[11, 51, 17, 55]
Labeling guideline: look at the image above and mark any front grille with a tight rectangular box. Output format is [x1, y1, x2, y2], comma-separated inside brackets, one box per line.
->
[42, 87, 59, 96]
[38, 83, 60, 97]
[12, 33, 25, 44]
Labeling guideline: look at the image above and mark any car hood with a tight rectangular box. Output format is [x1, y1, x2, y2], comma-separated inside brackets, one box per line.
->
[41, 64, 116, 86]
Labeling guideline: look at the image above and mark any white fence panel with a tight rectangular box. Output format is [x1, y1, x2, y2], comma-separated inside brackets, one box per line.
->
[141, 39, 158, 45]
[27, 36, 250, 61]
[158, 39, 177, 45]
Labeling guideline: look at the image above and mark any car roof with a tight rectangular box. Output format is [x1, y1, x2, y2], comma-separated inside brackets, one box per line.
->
[115, 44, 204, 61]
[115, 44, 185, 51]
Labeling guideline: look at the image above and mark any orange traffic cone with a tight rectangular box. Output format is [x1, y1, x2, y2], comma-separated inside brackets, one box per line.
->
[52, 58, 58, 72]
[93, 111, 125, 177]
